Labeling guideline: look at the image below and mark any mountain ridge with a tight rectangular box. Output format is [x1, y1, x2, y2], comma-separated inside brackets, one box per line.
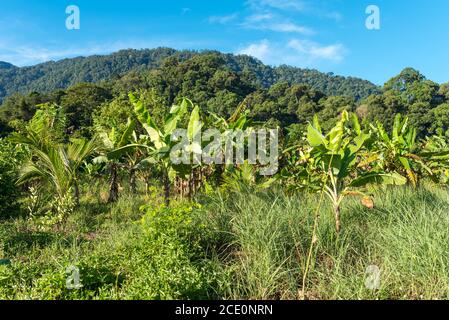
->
[0, 61, 16, 70]
[0, 47, 380, 103]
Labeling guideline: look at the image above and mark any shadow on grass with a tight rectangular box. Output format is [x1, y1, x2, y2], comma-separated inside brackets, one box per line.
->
[3, 231, 56, 254]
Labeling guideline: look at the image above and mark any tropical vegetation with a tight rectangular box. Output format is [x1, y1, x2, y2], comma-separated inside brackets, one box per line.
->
[0, 49, 448, 300]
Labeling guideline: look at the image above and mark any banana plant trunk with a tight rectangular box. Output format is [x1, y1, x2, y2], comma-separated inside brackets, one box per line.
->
[334, 205, 341, 233]
[162, 169, 170, 207]
[108, 163, 119, 203]
[129, 168, 137, 195]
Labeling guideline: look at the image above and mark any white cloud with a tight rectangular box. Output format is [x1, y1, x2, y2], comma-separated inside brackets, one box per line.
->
[245, 13, 274, 23]
[208, 13, 239, 24]
[236, 39, 347, 67]
[241, 14, 314, 35]
[288, 39, 346, 62]
[245, 0, 343, 23]
[236, 40, 271, 62]
[268, 22, 314, 35]
[0, 46, 100, 66]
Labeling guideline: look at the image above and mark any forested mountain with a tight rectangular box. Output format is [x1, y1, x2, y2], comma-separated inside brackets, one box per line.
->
[0, 47, 380, 103]
[0, 62, 16, 70]
[0, 48, 180, 103]
[1, 48, 448, 141]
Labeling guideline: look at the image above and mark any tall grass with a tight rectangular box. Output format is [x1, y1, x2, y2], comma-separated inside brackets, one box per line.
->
[0, 183, 447, 299]
[199, 185, 449, 299]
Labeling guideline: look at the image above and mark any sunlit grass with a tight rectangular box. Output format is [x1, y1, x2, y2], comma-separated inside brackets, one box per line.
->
[0, 184, 447, 299]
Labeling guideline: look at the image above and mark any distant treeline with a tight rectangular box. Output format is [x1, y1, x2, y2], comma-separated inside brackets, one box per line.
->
[0, 49, 448, 140]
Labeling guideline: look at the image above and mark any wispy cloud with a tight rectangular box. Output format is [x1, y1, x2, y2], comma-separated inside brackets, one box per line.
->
[0, 45, 116, 66]
[264, 22, 314, 35]
[236, 0, 346, 66]
[246, 0, 343, 23]
[246, 0, 307, 12]
[208, 13, 239, 24]
[241, 13, 314, 35]
[245, 13, 274, 23]
[208, 1, 321, 36]
[236, 39, 347, 66]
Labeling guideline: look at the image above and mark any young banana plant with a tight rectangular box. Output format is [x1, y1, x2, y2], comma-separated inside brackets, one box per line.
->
[206, 105, 252, 184]
[420, 135, 449, 184]
[306, 111, 406, 233]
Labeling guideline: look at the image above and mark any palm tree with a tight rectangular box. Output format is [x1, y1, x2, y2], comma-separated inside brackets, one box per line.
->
[11, 103, 98, 218]
[67, 137, 99, 205]
[13, 133, 97, 218]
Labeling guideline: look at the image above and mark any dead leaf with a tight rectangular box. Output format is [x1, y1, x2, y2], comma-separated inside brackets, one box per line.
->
[361, 196, 374, 209]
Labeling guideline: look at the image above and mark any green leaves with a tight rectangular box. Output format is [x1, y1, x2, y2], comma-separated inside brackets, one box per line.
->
[307, 125, 326, 147]
[369, 113, 445, 186]
[14, 126, 98, 218]
[349, 172, 407, 188]
[351, 113, 361, 136]
[327, 110, 348, 152]
[187, 105, 201, 141]
[129, 93, 150, 126]
[293, 111, 423, 232]
[129, 94, 207, 186]
[164, 99, 188, 135]
[118, 119, 136, 148]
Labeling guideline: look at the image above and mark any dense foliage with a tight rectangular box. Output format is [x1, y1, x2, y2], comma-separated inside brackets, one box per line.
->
[0, 139, 24, 217]
[0, 50, 448, 300]
[1, 51, 448, 142]
[0, 48, 379, 104]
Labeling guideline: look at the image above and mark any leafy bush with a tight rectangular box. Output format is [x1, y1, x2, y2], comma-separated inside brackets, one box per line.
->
[0, 139, 24, 218]
[125, 201, 217, 299]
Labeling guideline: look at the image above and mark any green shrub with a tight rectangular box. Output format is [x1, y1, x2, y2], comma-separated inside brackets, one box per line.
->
[121, 201, 217, 299]
[0, 139, 24, 218]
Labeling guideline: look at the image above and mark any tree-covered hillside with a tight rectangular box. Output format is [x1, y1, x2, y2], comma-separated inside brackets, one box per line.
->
[0, 52, 448, 140]
[0, 62, 16, 70]
[0, 48, 379, 103]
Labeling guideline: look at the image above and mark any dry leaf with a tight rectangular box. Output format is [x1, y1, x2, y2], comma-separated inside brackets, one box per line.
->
[361, 196, 374, 209]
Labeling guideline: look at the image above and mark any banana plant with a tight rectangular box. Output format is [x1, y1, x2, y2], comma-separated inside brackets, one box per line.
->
[129, 94, 200, 206]
[420, 135, 449, 184]
[370, 114, 449, 187]
[206, 104, 252, 185]
[94, 118, 136, 203]
[304, 111, 406, 233]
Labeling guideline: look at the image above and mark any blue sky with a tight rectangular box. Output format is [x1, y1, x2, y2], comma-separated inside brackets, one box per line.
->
[0, 0, 448, 85]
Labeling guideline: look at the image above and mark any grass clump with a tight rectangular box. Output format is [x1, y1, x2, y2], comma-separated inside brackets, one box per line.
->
[198, 185, 449, 300]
